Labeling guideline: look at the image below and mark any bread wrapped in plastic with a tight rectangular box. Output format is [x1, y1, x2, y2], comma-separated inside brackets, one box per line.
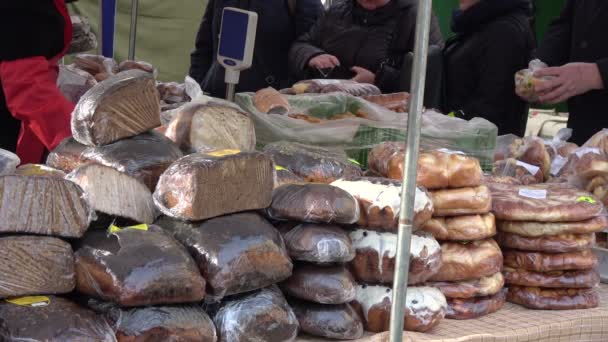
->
[214, 286, 299, 342]
[290, 301, 364, 340]
[74, 225, 206, 307]
[426, 272, 504, 299]
[118, 60, 158, 78]
[493, 158, 544, 185]
[0, 149, 20, 176]
[503, 268, 600, 289]
[0, 236, 74, 298]
[67, 164, 157, 224]
[282, 223, 354, 264]
[351, 285, 446, 333]
[154, 151, 273, 221]
[292, 79, 380, 97]
[503, 249, 598, 272]
[14, 164, 66, 178]
[89, 300, 217, 342]
[74, 54, 119, 76]
[68, 16, 98, 54]
[507, 286, 599, 310]
[557, 147, 608, 179]
[510, 136, 552, 180]
[515, 59, 552, 103]
[428, 239, 503, 282]
[446, 289, 507, 320]
[0, 296, 116, 341]
[46, 137, 91, 173]
[422, 213, 496, 241]
[158, 213, 292, 301]
[497, 215, 608, 237]
[157, 82, 189, 104]
[331, 177, 433, 231]
[583, 128, 608, 154]
[430, 185, 492, 217]
[361, 92, 409, 112]
[280, 264, 356, 304]
[349, 230, 442, 285]
[164, 102, 256, 153]
[267, 184, 360, 224]
[254, 87, 291, 114]
[274, 167, 306, 189]
[496, 231, 595, 253]
[0, 175, 92, 238]
[58, 64, 98, 103]
[264, 141, 362, 183]
[71, 70, 161, 146]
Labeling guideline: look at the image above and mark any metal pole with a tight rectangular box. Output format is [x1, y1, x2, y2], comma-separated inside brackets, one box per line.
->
[389, 0, 433, 341]
[128, 0, 139, 60]
[98, 0, 103, 55]
[226, 84, 236, 102]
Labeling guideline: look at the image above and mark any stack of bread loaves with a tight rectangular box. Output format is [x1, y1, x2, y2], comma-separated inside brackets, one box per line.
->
[492, 183, 605, 310]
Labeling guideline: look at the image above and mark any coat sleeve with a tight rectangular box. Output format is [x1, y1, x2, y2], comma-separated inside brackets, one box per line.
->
[535, 0, 574, 66]
[597, 58, 608, 88]
[294, 0, 324, 38]
[189, 0, 215, 85]
[288, 12, 329, 79]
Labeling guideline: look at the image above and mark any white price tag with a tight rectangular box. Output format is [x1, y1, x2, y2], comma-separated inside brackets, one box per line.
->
[436, 148, 465, 155]
[516, 161, 540, 175]
[575, 147, 600, 158]
[518, 188, 547, 199]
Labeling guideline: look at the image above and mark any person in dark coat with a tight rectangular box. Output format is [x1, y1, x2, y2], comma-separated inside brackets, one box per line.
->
[189, 0, 323, 98]
[289, 0, 444, 93]
[443, 0, 535, 137]
[532, 0, 608, 145]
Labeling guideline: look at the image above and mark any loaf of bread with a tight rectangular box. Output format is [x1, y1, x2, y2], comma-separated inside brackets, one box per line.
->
[154, 151, 273, 221]
[446, 289, 507, 320]
[493, 158, 544, 185]
[583, 129, 608, 154]
[280, 264, 356, 304]
[503, 268, 600, 289]
[71, 70, 161, 146]
[254, 87, 291, 114]
[0, 296, 115, 341]
[0, 236, 74, 298]
[510, 136, 551, 179]
[321, 82, 381, 96]
[46, 137, 90, 173]
[430, 186, 492, 217]
[0, 175, 92, 238]
[74, 54, 118, 75]
[291, 79, 355, 94]
[496, 231, 595, 253]
[264, 141, 362, 183]
[282, 223, 354, 264]
[503, 249, 598, 272]
[214, 286, 299, 342]
[483, 174, 522, 186]
[14, 164, 66, 178]
[118, 60, 157, 76]
[428, 239, 503, 282]
[497, 215, 608, 237]
[368, 142, 404, 180]
[75, 226, 206, 307]
[507, 286, 599, 310]
[158, 213, 292, 301]
[268, 184, 360, 224]
[351, 285, 446, 333]
[331, 177, 433, 231]
[422, 213, 496, 241]
[291, 301, 364, 340]
[557, 148, 608, 179]
[349, 230, 442, 285]
[426, 272, 504, 299]
[274, 168, 306, 189]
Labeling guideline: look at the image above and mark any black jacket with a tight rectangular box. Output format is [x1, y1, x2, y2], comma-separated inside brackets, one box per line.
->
[443, 0, 535, 137]
[289, 0, 444, 93]
[536, 0, 608, 145]
[189, 0, 323, 98]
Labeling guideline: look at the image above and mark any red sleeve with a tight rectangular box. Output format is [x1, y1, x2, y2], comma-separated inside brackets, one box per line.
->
[0, 56, 73, 151]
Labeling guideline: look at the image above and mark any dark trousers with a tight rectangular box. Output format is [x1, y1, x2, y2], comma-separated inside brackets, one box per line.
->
[0, 80, 22, 153]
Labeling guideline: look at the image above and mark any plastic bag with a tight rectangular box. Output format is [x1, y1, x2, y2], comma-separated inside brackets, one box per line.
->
[264, 141, 362, 183]
[583, 128, 608, 154]
[445, 289, 506, 320]
[0, 148, 20, 175]
[74, 225, 206, 307]
[68, 16, 98, 54]
[515, 59, 552, 103]
[214, 286, 299, 342]
[361, 92, 409, 113]
[57, 64, 98, 103]
[267, 183, 360, 224]
[0, 236, 74, 298]
[494, 134, 521, 161]
[280, 264, 356, 304]
[46, 137, 90, 173]
[493, 158, 544, 185]
[157, 213, 293, 301]
[290, 301, 364, 340]
[157, 82, 190, 104]
[14, 164, 66, 178]
[290, 79, 380, 96]
[118, 60, 159, 79]
[254, 87, 291, 114]
[430, 185, 492, 216]
[428, 239, 503, 282]
[557, 147, 607, 179]
[74, 54, 119, 79]
[0, 296, 116, 341]
[281, 223, 355, 264]
[509, 136, 552, 180]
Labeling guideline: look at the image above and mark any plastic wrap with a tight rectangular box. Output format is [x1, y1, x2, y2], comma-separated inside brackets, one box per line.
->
[15, 164, 66, 178]
[351, 285, 447, 333]
[282, 223, 354, 264]
[157, 82, 189, 104]
[494, 134, 521, 161]
[426, 272, 504, 299]
[428, 239, 503, 282]
[493, 158, 544, 185]
[58, 64, 98, 103]
[118, 60, 159, 78]
[290, 301, 364, 340]
[0, 296, 116, 341]
[74, 225, 206, 307]
[89, 300, 217, 342]
[496, 215, 608, 237]
[164, 102, 256, 153]
[290, 79, 380, 97]
[67, 164, 157, 224]
[157, 213, 292, 301]
[515, 59, 552, 103]
[503, 268, 600, 289]
[507, 286, 599, 310]
[503, 249, 598, 272]
[69, 16, 97, 54]
[349, 230, 442, 285]
[71, 69, 161, 146]
[331, 177, 433, 231]
[274, 167, 306, 189]
[583, 128, 608, 153]
[46, 137, 90, 173]
[490, 183, 604, 222]
[74, 54, 119, 77]
[446, 289, 507, 320]
[511, 136, 552, 180]
[0, 175, 92, 238]
[264, 141, 362, 183]
[280, 264, 356, 304]
[544, 128, 575, 159]
[557, 148, 608, 184]
[214, 286, 299, 342]
[0, 236, 74, 298]
[154, 151, 273, 221]
[0, 148, 19, 176]
[361, 92, 409, 113]
[496, 231, 595, 253]
[430, 185, 492, 217]
[422, 213, 496, 241]
[254, 87, 291, 114]
[483, 174, 522, 186]
[267, 183, 360, 224]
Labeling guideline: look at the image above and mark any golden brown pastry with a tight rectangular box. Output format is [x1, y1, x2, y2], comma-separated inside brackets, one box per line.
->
[497, 215, 608, 237]
[422, 214, 496, 241]
[426, 272, 504, 299]
[445, 289, 507, 320]
[503, 268, 600, 289]
[503, 249, 598, 272]
[496, 231, 595, 253]
[430, 186, 492, 216]
[428, 239, 503, 282]
[507, 286, 599, 310]
[254, 87, 291, 114]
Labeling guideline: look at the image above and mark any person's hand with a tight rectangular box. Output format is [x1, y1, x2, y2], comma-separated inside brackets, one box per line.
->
[534, 63, 605, 104]
[308, 54, 340, 69]
[351, 66, 376, 84]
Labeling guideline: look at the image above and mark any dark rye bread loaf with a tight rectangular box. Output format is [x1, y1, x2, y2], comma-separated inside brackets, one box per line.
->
[496, 231, 595, 253]
[503, 268, 600, 289]
[507, 286, 599, 310]
[503, 249, 598, 272]
[280, 264, 356, 304]
[290, 300, 364, 340]
[281, 223, 355, 264]
[446, 289, 507, 320]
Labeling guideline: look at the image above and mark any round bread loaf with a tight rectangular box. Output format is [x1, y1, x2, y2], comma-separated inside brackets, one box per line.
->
[417, 150, 483, 190]
[426, 272, 504, 299]
[428, 239, 503, 282]
[496, 231, 595, 253]
[282, 223, 354, 264]
[503, 268, 600, 289]
[280, 264, 356, 305]
[290, 301, 364, 340]
[430, 186, 492, 217]
[497, 216, 608, 237]
[507, 286, 599, 310]
[422, 214, 496, 241]
[446, 289, 507, 320]
[503, 249, 598, 272]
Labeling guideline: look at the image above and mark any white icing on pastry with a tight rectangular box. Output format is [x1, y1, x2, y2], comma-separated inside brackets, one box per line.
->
[355, 285, 447, 321]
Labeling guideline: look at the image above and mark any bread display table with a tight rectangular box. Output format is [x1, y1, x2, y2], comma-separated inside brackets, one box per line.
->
[297, 283, 608, 342]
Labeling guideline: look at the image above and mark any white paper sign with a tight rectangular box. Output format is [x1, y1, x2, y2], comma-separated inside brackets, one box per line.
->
[516, 161, 540, 175]
[575, 147, 601, 159]
[518, 188, 547, 199]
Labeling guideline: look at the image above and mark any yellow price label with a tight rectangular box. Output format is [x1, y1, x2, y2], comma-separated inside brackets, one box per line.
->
[447, 112, 456, 118]
[348, 158, 361, 166]
[109, 224, 149, 233]
[207, 149, 241, 157]
[275, 165, 287, 171]
[577, 196, 597, 204]
[6, 296, 50, 307]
